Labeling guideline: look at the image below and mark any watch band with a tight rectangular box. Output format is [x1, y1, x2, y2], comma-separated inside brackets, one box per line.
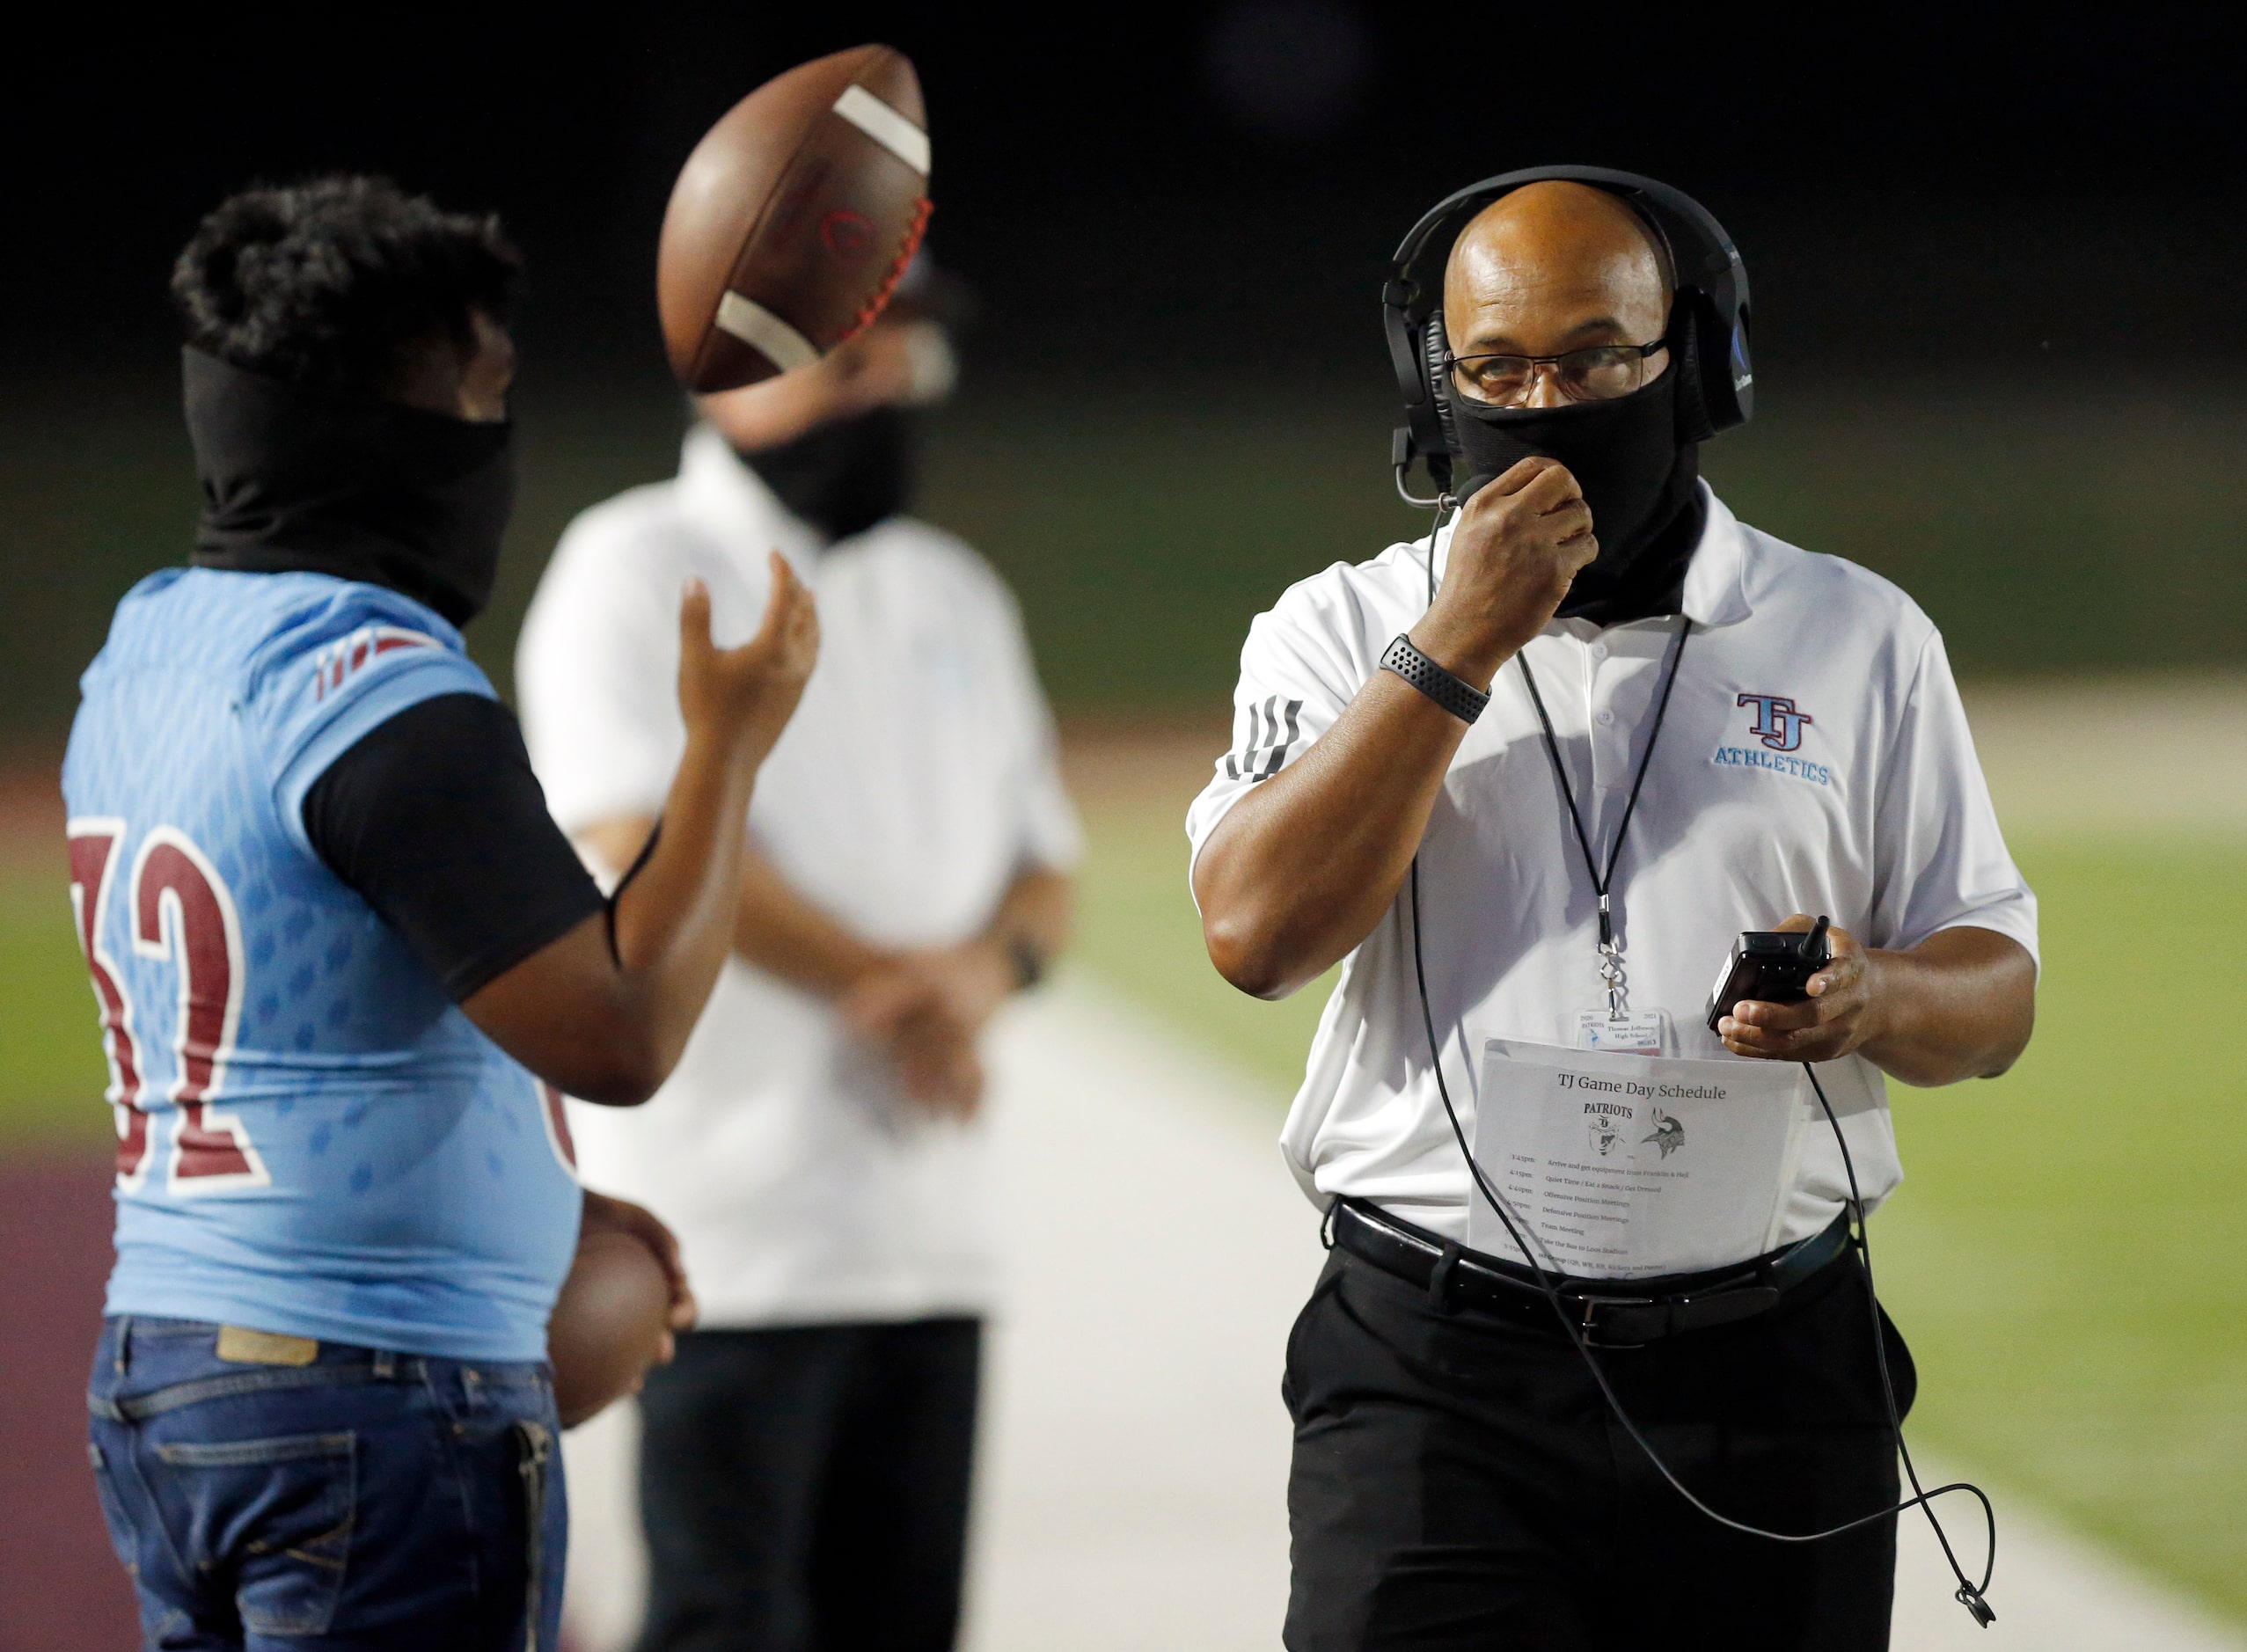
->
[1380, 632, 1490, 724]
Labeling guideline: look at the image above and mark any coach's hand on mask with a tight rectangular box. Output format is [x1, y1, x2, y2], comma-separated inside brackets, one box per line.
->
[1716, 914, 1878, 1064]
[1409, 457, 1599, 687]
[677, 552, 820, 767]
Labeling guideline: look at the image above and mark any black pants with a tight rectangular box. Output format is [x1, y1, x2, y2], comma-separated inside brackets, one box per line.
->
[635, 1318, 982, 1652]
[1283, 1246, 1915, 1650]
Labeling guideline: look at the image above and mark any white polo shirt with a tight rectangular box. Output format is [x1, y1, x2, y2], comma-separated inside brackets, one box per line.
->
[516, 425, 1080, 1326]
[1186, 486, 2038, 1255]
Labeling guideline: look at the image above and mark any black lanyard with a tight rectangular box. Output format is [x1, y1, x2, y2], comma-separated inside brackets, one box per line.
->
[1515, 618, 1691, 1016]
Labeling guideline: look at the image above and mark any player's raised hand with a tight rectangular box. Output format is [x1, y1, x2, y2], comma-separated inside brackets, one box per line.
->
[473, 557, 815, 1108]
[677, 552, 819, 763]
[1411, 457, 1599, 684]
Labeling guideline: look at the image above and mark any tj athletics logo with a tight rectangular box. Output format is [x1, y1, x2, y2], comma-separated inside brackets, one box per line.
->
[1737, 692, 1812, 752]
[1713, 691, 1833, 788]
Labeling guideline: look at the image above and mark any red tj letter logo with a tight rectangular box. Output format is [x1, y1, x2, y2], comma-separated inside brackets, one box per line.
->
[1737, 693, 1813, 752]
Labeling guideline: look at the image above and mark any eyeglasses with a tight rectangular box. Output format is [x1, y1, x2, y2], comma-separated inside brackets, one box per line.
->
[1445, 335, 1670, 406]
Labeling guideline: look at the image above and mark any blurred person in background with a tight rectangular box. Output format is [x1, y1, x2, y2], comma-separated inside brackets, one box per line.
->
[517, 258, 1078, 1652]
[67, 176, 815, 1650]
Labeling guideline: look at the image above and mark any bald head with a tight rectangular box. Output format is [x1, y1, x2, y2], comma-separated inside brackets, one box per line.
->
[1442, 181, 1672, 405]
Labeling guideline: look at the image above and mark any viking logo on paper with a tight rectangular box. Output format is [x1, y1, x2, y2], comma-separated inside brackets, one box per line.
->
[1641, 1111, 1686, 1159]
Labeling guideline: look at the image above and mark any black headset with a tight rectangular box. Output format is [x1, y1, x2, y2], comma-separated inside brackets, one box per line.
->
[1383, 164, 1753, 501]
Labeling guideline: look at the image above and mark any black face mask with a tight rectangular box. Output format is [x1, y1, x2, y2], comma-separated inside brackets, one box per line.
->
[183, 347, 516, 627]
[740, 405, 915, 543]
[1446, 354, 1705, 627]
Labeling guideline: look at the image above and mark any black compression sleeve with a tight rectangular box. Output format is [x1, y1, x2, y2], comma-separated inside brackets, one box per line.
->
[302, 693, 606, 1003]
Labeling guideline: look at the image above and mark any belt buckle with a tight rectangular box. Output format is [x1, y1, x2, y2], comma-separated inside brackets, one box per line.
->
[1576, 1293, 1656, 1349]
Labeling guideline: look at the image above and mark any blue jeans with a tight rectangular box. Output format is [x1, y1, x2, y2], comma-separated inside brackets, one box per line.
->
[86, 1316, 566, 1651]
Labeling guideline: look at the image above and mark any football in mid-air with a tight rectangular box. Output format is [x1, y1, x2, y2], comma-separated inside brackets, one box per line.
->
[658, 43, 932, 393]
[548, 1227, 677, 1428]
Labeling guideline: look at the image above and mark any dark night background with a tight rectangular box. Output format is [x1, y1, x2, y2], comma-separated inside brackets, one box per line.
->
[4, 5, 2245, 739]
[5, 14, 2247, 1642]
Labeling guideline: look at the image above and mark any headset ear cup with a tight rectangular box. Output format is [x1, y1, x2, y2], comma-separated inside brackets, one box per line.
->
[1721, 305, 1753, 428]
[1672, 303, 1719, 444]
[1387, 289, 1453, 492]
[1682, 293, 1753, 436]
[1423, 313, 1460, 477]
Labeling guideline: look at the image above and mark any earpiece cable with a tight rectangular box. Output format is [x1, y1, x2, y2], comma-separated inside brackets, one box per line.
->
[1402, 501, 1997, 1624]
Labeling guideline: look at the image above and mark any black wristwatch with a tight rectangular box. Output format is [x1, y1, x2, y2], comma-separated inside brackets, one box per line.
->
[1380, 632, 1490, 723]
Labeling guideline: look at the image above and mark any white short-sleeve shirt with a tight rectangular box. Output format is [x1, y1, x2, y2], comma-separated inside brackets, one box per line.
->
[1185, 486, 2037, 1255]
[517, 426, 1080, 1326]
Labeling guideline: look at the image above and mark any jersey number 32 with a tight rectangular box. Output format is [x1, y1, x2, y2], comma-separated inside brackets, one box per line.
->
[67, 819, 269, 1194]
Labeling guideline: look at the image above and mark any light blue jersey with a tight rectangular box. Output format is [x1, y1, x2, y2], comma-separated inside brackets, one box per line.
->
[62, 567, 581, 1361]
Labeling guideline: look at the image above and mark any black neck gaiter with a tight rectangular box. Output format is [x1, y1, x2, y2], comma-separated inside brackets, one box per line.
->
[183, 347, 517, 627]
[741, 405, 916, 543]
[1446, 359, 1705, 627]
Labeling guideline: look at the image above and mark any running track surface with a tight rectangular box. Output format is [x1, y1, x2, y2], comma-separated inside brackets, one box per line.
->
[0, 1153, 140, 1650]
[14, 983, 2243, 1650]
[560, 981, 2247, 1651]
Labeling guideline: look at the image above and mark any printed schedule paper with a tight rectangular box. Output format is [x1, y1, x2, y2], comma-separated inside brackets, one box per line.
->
[1468, 1038, 1807, 1280]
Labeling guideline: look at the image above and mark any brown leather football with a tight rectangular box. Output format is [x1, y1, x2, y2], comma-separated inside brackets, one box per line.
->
[658, 44, 932, 392]
[548, 1227, 675, 1429]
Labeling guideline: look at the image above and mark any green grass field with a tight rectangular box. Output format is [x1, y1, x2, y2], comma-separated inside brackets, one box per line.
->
[1065, 795, 2247, 1623]
[0, 864, 107, 1142]
[4, 370, 2243, 1622]
[7, 801, 2237, 1615]
[9, 379, 2247, 741]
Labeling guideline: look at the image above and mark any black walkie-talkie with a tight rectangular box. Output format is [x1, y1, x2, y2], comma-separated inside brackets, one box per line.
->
[1705, 916, 1831, 1032]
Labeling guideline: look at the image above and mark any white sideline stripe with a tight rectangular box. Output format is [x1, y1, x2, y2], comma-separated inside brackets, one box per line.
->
[832, 83, 930, 175]
[560, 979, 2247, 1650]
[1895, 1473, 2245, 1649]
[713, 293, 818, 371]
[1965, 676, 2247, 838]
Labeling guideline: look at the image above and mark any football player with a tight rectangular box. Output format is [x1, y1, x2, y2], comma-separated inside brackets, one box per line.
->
[66, 175, 816, 1649]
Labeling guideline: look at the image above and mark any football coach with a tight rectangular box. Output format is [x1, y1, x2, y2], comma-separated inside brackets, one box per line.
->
[1188, 172, 2038, 1648]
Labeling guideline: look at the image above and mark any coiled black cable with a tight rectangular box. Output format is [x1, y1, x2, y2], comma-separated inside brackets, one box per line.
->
[1405, 500, 1997, 1625]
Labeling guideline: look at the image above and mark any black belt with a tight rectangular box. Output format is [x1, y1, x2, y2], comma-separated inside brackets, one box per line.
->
[1330, 1198, 1855, 1349]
